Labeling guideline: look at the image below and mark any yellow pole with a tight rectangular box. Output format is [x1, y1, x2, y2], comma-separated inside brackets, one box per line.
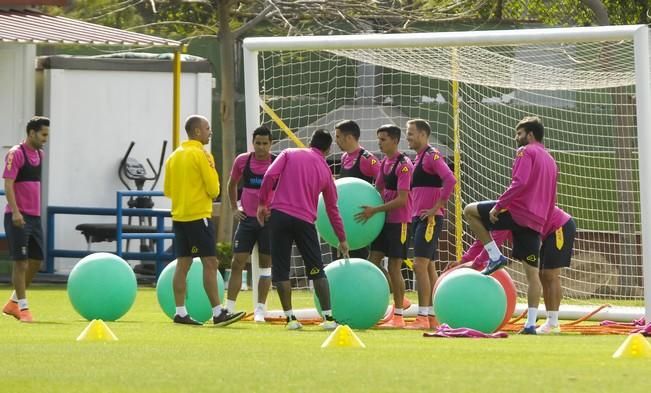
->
[172, 45, 186, 150]
[259, 100, 305, 148]
[452, 48, 463, 262]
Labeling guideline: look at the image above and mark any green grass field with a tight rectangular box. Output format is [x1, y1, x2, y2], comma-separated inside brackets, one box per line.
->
[1, 285, 649, 393]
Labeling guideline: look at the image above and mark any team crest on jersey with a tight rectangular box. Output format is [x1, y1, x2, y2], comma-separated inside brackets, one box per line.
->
[370, 159, 377, 165]
[310, 267, 320, 275]
[191, 246, 198, 254]
[401, 166, 409, 173]
[516, 147, 526, 157]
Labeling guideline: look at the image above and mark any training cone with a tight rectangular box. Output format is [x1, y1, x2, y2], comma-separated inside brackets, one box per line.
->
[321, 325, 366, 349]
[612, 333, 651, 359]
[77, 319, 118, 342]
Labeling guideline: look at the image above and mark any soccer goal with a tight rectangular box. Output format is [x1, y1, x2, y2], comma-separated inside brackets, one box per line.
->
[242, 25, 651, 321]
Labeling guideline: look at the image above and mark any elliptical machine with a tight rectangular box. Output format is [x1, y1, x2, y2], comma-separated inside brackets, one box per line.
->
[118, 141, 167, 274]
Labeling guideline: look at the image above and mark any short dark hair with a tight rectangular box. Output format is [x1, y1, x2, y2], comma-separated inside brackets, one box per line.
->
[26, 116, 49, 135]
[252, 125, 272, 141]
[516, 116, 544, 142]
[407, 119, 431, 137]
[335, 120, 361, 141]
[309, 129, 333, 152]
[184, 115, 204, 135]
[376, 124, 401, 142]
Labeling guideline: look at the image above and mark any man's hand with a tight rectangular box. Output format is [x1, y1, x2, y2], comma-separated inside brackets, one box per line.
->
[354, 206, 376, 224]
[12, 211, 25, 228]
[337, 240, 350, 259]
[256, 205, 270, 226]
[233, 207, 247, 221]
[489, 206, 499, 224]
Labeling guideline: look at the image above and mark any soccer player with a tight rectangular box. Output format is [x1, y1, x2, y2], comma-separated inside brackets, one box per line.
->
[257, 129, 349, 330]
[405, 119, 456, 329]
[463, 116, 557, 333]
[2, 116, 50, 323]
[164, 115, 245, 326]
[461, 206, 575, 334]
[334, 119, 380, 259]
[225, 126, 275, 322]
[355, 125, 413, 328]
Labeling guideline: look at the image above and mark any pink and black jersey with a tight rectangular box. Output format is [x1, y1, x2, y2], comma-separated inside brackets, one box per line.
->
[3, 143, 42, 216]
[375, 152, 413, 224]
[230, 152, 275, 217]
[340, 147, 379, 183]
[411, 145, 456, 217]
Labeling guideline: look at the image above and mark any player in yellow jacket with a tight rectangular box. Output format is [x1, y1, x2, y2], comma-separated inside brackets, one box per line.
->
[164, 115, 244, 326]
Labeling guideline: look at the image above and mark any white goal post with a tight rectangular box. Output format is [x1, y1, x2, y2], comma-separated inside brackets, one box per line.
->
[242, 25, 651, 321]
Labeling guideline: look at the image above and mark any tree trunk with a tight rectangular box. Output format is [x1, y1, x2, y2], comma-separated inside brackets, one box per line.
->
[580, 0, 609, 25]
[217, 0, 235, 243]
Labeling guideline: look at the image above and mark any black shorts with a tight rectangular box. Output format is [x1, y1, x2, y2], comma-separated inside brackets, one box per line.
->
[540, 218, 576, 270]
[370, 222, 410, 259]
[4, 213, 43, 260]
[172, 217, 216, 258]
[412, 215, 443, 260]
[477, 201, 541, 267]
[233, 216, 271, 255]
[269, 209, 324, 282]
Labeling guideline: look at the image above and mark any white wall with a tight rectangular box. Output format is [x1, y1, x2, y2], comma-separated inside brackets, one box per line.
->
[42, 68, 212, 270]
[0, 44, 36, 155]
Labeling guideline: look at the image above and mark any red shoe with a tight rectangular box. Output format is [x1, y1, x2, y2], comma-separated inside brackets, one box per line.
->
[2, 300, 20, 320]
[19, 309, 33, 323]
[378, 305, 394, 325]
[428, 315, 440, 329]
[378, 315, 405, 329]
[404, 315, 430, 330]
[402, 296, 412, 310]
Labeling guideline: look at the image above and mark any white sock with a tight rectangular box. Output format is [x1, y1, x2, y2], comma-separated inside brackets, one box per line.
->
[484, 241, 502, 261]
[394, 308, 403, 316]
[323, 310, 333, 320]
[212, 305, 223, 317]
[526, 307, 538, 327]
[547, 311, 559, 326]
[226, 299, 236, 313]
[428, 306, 435, 316]
[17, 298, 28, 310]
[175, 306, 188, 317]
[418, 306, 428, 316]
[284, 309, 295, 319]
[255, 302, 265, 311]
[10, 291, 18, 302]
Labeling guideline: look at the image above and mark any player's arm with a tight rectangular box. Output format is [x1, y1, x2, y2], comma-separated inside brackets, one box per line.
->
[420, 153, 457, 218]
[197, 150, 220, 199]
[494, 148, 533, 212]
[356, 161, 410, 222]
[227, 155, 245, 220]
[360, 152, 380, 180]
[163, 159, 172, 198]
[257, 151, 287, 225]
[4, 178, 24, 227]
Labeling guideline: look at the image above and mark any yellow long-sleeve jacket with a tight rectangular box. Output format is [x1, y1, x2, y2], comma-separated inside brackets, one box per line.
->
[164, 140, 220, 221]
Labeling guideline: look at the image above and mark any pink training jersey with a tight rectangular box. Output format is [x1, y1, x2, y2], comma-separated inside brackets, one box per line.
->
[3, 143, 42, 216]
[259, 147, 346, 242]
[495, 141, 557, 234]
[411, 145, 456, 217]
[230, 152, 274, 217]
[340, 146, 380, 180]
[375, 152, 413, 224]
[461, 206, 572, 264]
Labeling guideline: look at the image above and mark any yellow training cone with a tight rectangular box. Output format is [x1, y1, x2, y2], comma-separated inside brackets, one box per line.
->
[612, 333, 651, 359]
[77, 319, 118, 342]
[321, 325, 365, 349]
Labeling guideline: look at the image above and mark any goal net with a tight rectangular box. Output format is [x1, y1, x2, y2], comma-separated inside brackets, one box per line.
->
[243, 26, 651, 320]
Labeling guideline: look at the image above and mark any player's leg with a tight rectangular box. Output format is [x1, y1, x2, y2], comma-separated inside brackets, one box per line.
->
[254, 221, 273, 322]
[537, 218, 575, 334]
[170, 220, 201, 325]
[226, 217, 256, 313]
[269, 210, 300, 329]
[3, 213, 31, 321]
[512, 227, 542, 334]
[378, 223, 409, 328]
[464, 201, 510, 274]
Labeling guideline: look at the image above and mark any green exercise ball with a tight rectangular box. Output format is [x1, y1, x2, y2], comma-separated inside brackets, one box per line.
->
[313, 258, 389, 329]
[156, 258, 225, 322]
[434, 268, 506, 333]
[67, 252, 137, 321]
[316, 177, 385, 250]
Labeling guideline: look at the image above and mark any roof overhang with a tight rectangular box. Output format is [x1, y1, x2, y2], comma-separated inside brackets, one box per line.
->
[0, 9, 180, 46]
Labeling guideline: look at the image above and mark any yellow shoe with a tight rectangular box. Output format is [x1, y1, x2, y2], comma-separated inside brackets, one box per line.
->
[2, 300, 20, 320]
[378, 315, 405, 329]
[404, 315, 430, 330]
[19, 309, 33, 323]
